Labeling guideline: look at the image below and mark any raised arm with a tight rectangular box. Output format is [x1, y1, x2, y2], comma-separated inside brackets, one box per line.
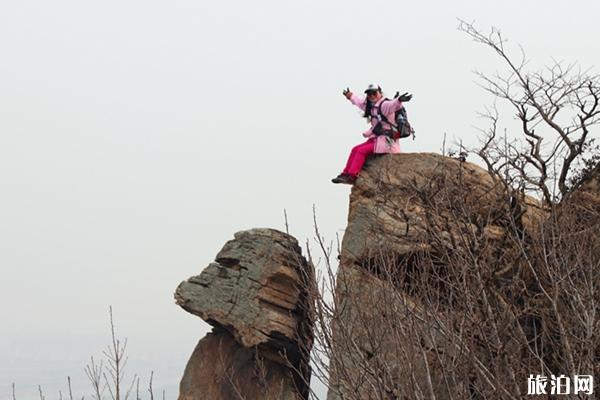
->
[349, 93, 367, 111]
[380, 93, 412, 114]
[381, 93, 412, 114]
[343, 88, 367, 111]
[380, 97, 404, 114]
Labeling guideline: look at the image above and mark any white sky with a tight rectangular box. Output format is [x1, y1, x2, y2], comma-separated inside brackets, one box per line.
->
[1, 0, 599, 399]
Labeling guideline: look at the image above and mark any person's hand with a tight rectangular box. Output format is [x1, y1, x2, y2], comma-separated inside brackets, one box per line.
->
[343, 87, 353, 99]
[397, 92, 412, 102]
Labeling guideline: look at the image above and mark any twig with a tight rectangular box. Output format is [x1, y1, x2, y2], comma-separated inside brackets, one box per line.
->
[148, 371, 154, 400]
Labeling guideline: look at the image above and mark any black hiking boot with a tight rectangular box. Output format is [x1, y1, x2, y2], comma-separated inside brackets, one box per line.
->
[331, 173, 356, 185]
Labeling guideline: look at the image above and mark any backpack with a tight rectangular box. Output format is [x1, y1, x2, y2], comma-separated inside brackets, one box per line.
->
[375, 96, 415, 140]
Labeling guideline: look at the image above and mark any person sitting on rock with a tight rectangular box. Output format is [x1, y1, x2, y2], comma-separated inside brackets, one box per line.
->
[332, 84, 412, 184]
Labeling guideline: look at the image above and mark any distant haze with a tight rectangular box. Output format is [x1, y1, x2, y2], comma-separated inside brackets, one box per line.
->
[1, 0, 599, 399]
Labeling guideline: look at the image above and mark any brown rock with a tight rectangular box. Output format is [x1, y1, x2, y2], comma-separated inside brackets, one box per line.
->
[179, 329, 302, 400]
[327, 264, 468, 400]
[341, 153, 545, 265]
[176, 228, 313, 400]
[327, 153, 546, 400]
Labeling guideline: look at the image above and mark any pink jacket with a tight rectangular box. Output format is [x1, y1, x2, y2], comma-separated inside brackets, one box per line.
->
[348, 93, 403, 154]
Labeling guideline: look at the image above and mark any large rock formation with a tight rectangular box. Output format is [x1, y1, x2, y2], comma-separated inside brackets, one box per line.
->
[175, 228, 314, 400]
[340, 152, 545, 266]
[327, 153, 548, 400]
[174, 153, 598, 400]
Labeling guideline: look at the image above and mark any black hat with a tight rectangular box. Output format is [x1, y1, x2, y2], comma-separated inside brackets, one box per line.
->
[364, 84, 381, 93]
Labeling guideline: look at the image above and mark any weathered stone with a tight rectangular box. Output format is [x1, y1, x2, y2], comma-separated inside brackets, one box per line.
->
[341, 153, 545, 265]
[327, 153, 546, 400]
[179, 329, 301, 400]
[175, 228, 313, 400]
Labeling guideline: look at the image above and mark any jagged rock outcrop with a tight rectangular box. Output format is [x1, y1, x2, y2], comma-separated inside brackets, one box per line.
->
[175, 228, 314, 400]
[340, 152, 545, 267]
[327, 153, 548, 400]
[174, 153, 598, 400]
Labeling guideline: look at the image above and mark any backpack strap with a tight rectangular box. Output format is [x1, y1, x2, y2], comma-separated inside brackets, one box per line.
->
[376, 99, 399, 131]
[377, 99, 416, 140]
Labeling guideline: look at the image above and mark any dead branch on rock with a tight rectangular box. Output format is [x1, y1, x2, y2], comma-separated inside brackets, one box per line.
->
[459, 20, 600, 205]
[305, 157, 599, 399]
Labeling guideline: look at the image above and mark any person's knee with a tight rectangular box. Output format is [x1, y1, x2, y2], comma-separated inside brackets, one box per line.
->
[351, 144, 363, 153]
[357, 145, 374, 155]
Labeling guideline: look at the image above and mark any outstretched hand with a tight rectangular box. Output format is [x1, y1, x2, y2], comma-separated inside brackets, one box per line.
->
[397, 92, 412, 102]
[343, 87, 353, 99]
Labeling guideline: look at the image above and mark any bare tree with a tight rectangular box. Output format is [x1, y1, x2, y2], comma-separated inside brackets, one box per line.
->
[102, 306, 137, 400]
[459, 20, 600, 204]
[135, 377, 140, 400]
[67, 377, 74, 400]
[85, 356, 105, 400]
[303, 155, 599, 399]
[12, 308, 158, 400]
[147, 371, 154, 400]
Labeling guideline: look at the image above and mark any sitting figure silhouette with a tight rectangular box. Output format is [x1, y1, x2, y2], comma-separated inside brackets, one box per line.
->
[332, 84, 412, 184]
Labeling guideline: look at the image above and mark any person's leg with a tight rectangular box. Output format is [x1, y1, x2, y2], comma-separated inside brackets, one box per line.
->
[343, 139, 376, 177]
[342, 148, 358, 175]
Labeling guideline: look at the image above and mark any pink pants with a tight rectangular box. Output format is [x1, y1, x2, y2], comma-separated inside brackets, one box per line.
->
[342, 138, 376, 177]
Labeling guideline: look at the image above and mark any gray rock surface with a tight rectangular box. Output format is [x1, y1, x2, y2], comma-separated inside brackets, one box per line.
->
[341, 153, 545, 265]
[175, 228, 313, 400]
[327, 153, 545, 400]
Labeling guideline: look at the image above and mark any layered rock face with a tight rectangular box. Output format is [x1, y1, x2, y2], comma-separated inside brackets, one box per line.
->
[327, 153, 546, 400]
[174, 153, 598, 399]
[175, 228, 313, 400]
[340, 152, 544, 266]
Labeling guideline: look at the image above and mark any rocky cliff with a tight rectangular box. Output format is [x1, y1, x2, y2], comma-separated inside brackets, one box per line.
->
[325, 153, 598, 399]
[175, 228, 314, 400]
[326, 153, 548, 399]
[175, 153, 598, 400]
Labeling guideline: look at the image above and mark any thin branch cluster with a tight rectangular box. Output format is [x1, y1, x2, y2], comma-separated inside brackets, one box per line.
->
[303, 165, 599, 399]
[459, 20, 600, 204]
[13, 308, 160, 400]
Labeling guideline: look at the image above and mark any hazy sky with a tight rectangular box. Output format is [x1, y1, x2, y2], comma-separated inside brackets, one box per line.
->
[1, 0, 599, 399]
